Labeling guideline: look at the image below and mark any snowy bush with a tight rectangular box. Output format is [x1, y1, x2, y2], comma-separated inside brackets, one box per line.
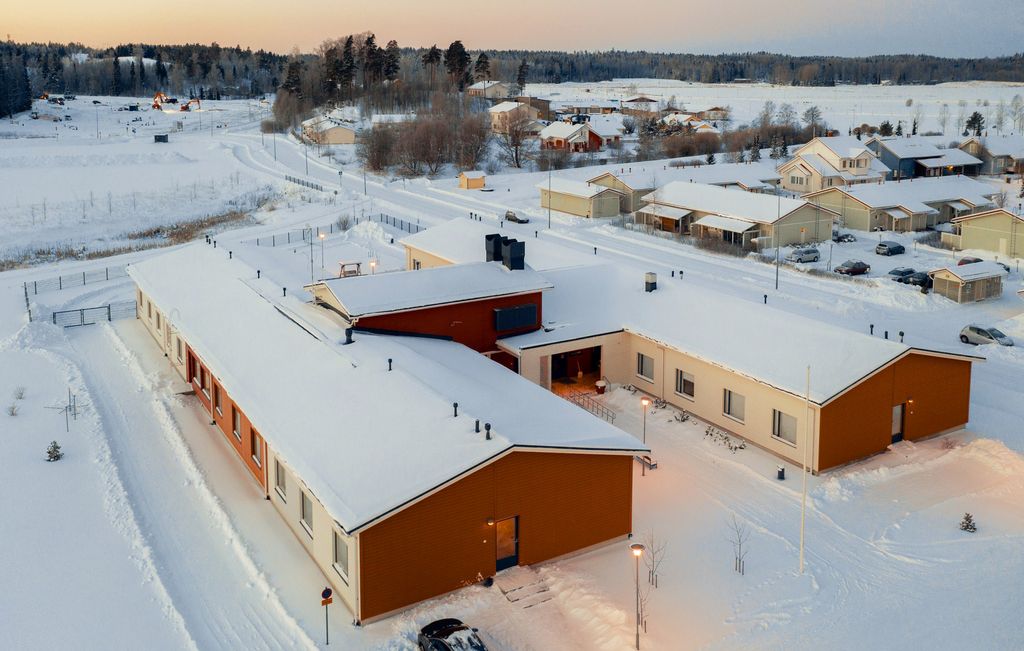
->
[7, 404, 18, 416]
[960, 513, 977, 533]
[13, 386, 25, 400]
[46, 441, 63, 462]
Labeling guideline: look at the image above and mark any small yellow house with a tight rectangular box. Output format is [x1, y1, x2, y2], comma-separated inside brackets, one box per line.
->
[587, 171, 653, 213]
[928, 261, 1006, 303]
[949, 208, 1024, 258]
[488, 101, 541, 134]
[458, 171, 486, 190]
[537, 178, 623, 218]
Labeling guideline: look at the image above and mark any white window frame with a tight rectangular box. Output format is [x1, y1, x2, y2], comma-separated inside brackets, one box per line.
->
[636, 352, 655, 383]
[250, 429, 261, 467]
[674, 369, 695, 400]
[213, 384, 222, 416]
[772, 409, 798, 446]
[333, 531, 350, 583]
[723, 389, 745, 423]
[232, 406, 241, 441]
[175, 337, 183, 363]
[155, 312, 161, 332]
[274, 459, 287, 501]
[300, 491, 314, 538]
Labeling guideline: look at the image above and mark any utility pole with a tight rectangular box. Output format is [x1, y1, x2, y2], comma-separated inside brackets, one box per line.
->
[799, 365, 811, 574]
[547, 167, 552, 229]
[774, 187, 781, 290]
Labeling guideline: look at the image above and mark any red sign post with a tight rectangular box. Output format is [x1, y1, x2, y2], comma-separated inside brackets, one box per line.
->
[321, 587, 333, 645]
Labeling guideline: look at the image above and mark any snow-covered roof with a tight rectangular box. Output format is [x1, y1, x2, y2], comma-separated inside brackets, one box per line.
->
[915, 149, 982, 168]
[929, 261, 1007, 282]
[312, 261, 553, 319]
[468, 80, 505, 90]
[635, 204, 692, 220]
[499, 263, 971, 405]
[807, 176, 995, 215]
[539, 121, 589, 140]
[549, 99, 620, 110]
[460, 170, 486, 179]
[587, 115, 625, 138]
[790, 152, 887, 182]
[128, 245, 643, 533]
[951, 208, 1024, 225]
[653, 162, 779, 191]
[488, 101, 526, 114]
[692, 214, 758, 233]
[817, 136, 873, 159]
[961, 134, 1024, 159]
[538, 177, 622, 199]
[872, 137, 944, 160]
[641, 181, 812, 225]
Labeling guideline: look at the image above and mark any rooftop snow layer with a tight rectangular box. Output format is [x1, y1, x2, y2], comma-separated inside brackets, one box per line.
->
[538, 177, 622, 198]
[314, 261, 553, 318]
[915, 149, 982, 168]
[962, 134, 1024, 159]
[128, 244, 643, 533]
[539, 122, 589, 140]
[812, 175, 995, 213]
[930, 260, 1008, 281]
[500, 263, 965, 404]
[641, 181, 808, 224]
[488, 101, 525, 113]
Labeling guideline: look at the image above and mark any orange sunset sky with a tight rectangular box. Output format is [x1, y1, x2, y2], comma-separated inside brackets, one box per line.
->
[6, 0, 1023, 56]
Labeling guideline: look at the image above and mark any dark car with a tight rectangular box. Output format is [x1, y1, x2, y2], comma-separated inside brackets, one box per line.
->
[418, 619, 488, 651]
[835, 260, 870, 276]
[504, 210, 529, 224]
[886, 266, 915, 281]
[832, 232, 857, 243]
[957, 256, 983, 266]
[875, 241, 906, 256]
[902, 271, 933, 288]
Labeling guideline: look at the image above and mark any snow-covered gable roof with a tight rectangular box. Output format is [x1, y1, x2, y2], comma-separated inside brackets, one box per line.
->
[468, 80, 505, 90]
[788, 152, 887, 182]
[313, 262, 553, 319]
[808, 176, 995, 214]
[587, 115, 625, 138]
[962, 134, 1024, 159]
[817, 136, 873, 159]
[870, 136, 944, 160]
[460, 170, 486, 179]
[951, 208, 1024, 225]
[488, 101, 526, 113]
[641, 181, 811, 225]
[500, 263, 973, 404]
[539, 177, 623, 199]
[128, 245, 643, 533]
[539, 121, 589, 141]
[916, 148, 982, 168]
[929, 261, 1007, 282]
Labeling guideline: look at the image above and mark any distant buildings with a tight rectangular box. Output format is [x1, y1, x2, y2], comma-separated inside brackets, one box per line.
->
[959, 135, 1024, 175]
[865, 135, 982, 179]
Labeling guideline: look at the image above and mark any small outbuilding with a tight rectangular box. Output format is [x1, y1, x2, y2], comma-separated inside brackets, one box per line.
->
[459, 171, 486, 190]
[928, 261, 1006, 303]
[538, 178, 623, 218]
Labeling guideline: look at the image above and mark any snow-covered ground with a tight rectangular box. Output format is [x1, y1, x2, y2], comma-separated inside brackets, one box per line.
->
[3, 89, 1024, 649]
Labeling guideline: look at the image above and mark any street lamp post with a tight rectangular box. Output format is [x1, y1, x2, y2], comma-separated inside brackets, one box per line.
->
[319, 233, 326, 272]
[640, 396, 651, 445]
[630, 543, 646, 650]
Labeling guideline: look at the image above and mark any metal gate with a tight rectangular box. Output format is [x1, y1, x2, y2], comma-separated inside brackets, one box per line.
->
[42, 300, 138, 327]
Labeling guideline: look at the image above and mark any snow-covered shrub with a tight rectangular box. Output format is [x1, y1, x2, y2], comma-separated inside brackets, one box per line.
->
[6, 404, 18, 416]
[46, 441, 63, 462]
[960, 513, 977, 533]
[13, 386, 25, 400]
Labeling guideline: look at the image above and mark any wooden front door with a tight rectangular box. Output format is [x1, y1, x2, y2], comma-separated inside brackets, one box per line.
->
[495, 516, 519, 571]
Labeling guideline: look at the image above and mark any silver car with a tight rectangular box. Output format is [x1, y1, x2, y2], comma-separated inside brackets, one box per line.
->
[785, 247, 820, 263]
[959, 325, 1014, 346]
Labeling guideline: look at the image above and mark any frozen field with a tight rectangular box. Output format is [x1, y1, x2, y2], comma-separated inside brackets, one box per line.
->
[2, 87, 1024, 649]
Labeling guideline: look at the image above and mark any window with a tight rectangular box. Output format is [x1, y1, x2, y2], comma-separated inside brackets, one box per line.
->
[199, 368, 209, 396]
[275, 460, 287, 501]
[300, 491, 313, 537]
[723, 389, 745, 422]
[772, 409, 798, 445]
[155, 312, 161, 331]
[841, 159, 848, 169]
[250, 429, 261, 467]
[213, 385, 222, 415]
[147, 300, 152, 320]
[333, 532, 350, 581]
[176, 338, 183, 363]
[674, 369, 695, 399]
[789, 175, 804, 186]
[232, 406, 241, 441]
[494, 304, 538, 332]
[636, 353, 654, 382]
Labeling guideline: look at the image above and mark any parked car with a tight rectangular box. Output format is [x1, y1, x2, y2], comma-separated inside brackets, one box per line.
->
[875, 241, 906, 256]
[504, 210, 529, 224]
[785, 247, 820, 263]
[959, 325, 1014, 346]
[886, 267, 915, 281]
[902, 271, 933, 288]
[835, 260, 871, 276]
[417, 619, 488, 651]
[995, 261, 1011, 273]
[957, 256, 983, 266]
[832, 232, 857, 243]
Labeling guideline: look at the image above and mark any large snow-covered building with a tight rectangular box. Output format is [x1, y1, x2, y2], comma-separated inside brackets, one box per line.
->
[779, 136, 891, 192]
[129, 243, 644, 622]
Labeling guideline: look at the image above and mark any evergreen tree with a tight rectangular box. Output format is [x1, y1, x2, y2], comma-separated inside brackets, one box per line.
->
[878, 120, 893, 136]
[421, 44, 442, 87]
[965, 111, 985, 136]
[959, 513, 977, 533]
[138, 55, 146, 91]
[129, 61, 137, 94]
[340, 36, 356, 98]
[516, 59, 530, 92]
[911, 118, 918, 135]
[322, 46, 341, 98]
[474, 52, 491, 81]
[748, 138, 762, 161]
[46, 441, 63, 462]
[895, 121, 903, 136]
[706, 151, 716, 165]
[280, 59, 303, 96]
[111, 57, 122, 95]
[383, 40, 401, 82]
[444, 40, 471, 90]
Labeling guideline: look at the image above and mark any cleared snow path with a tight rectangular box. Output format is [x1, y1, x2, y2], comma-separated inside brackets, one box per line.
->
[65, 323, 317, 651]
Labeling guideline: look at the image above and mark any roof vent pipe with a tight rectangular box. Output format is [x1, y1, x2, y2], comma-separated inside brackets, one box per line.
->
[388, 358, 393, 371]
[344, 328, 353, 345]
[257, 270, 261, 279]
[485, 423, 491, 440]
[283, 287, 287, 297]
[453, 402, 459, 417]
[645, 272, 657, 292]
[475, 419, 480, 433]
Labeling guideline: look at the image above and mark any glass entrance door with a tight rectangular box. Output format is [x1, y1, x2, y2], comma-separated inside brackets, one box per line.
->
[495, 516, 519, 571]
[891, 404, 905, 443]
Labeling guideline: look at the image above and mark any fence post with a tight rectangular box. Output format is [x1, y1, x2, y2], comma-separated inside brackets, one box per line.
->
[52, 312, 57, 325]
[79, 309, 84, 326]
[107, 305, 112, 321]
[34, 280, 37, 295]
[106, 267, 109, 281]
[83, 271, 86, 285]
[59, 276, 62, 290]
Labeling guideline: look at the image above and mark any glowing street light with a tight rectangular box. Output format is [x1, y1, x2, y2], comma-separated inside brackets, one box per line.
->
[640, 396, 651, 445]
[630, 542, 646, 650]
[369, 259, 377, 275]
[318, 232, 326, 271]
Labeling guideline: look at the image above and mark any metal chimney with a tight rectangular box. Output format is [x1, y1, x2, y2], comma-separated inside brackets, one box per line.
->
[645, 272, 657, 292]
[485, 233, 502, 262]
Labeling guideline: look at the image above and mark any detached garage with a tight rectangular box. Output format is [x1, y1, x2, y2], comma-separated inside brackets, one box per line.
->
[929, 261, 1006, 303]
[538, 178, 623, 218]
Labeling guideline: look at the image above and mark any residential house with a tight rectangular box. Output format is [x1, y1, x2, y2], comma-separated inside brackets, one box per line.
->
[467, 80, 511, 99]
[539, 122, 601, 152]
[660, 112, 720, 134]
[549, 99, 620, 115]
[620, 96, 660, 118]
[130, 243, 644, 624]
[586, 115, 625, 148]
[946, 208, 1024, 257]
[803, 175, 996, 232]
[538, 178, 623, 218]
[959, 135, 1024, 175]
[458, 171, 486, 190]
[300, 110, 358, 145]
[928, 261, 1006, 303]
[637, 181, 835, 245]
[487, 101, 542, 134]
[865, 135, 982, 179]
[778, 136, 890, 192]
[515, 96, 553, 121]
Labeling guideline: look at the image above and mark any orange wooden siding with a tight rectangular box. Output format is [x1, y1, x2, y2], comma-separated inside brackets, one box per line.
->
[818, 353, 971, 471]
[358, 451, 633, 620]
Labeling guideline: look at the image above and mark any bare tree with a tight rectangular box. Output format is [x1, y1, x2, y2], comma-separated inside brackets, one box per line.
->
[937, 103, 950, 134]
[993, 99, 1007, 133]
[957, 100, 969, 134]
[495, 114, 534, 169]
[802, 106, 823, 136]
[641, 530, 668, 588]
[993, 191, 1009, 209]
[777, 103, 798, 130]
[1010, 94, 1024, 132]
[728, 514, 750, 576]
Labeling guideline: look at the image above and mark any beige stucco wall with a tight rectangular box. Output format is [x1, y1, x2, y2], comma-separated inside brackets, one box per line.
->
[590, 175, 651, 213]
[763, 204, 834, 245]
[539, 189, 621, 218]
[405, 245, 456, 270]
[267, 448, 360, 617]
[959, 213, 1024, 258]
[809, 189, 873, 230]
[513, 332, 630, 389]
[781, 162, 817, 193]
[136, 286, 187, 381]
[318, 126, 356, 145]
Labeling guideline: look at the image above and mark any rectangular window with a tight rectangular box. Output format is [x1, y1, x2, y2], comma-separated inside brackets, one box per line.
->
[275, 459, 287, 501]
[494, 304, 538, 332]
[200, 368, 209, 396]
[772, 409, 798, 445]
[723, 389, 746, 422]
[232, 407, 241, 441]
[155, 312, 161, 331]
[213, 385, 221, 415]
[176, 338, 183, 363]
[333, 532, 350, 582]
[250, 429, 261, 467]
[636, 353, 654, 382]
[674, 369, 695, 399]
[300, 491, 313, 537]
[147, 300, 152, 320]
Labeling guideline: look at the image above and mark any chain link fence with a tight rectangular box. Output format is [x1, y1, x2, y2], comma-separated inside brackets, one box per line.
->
[30, 300, 138, 327]
[23, 265, 128, 295]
